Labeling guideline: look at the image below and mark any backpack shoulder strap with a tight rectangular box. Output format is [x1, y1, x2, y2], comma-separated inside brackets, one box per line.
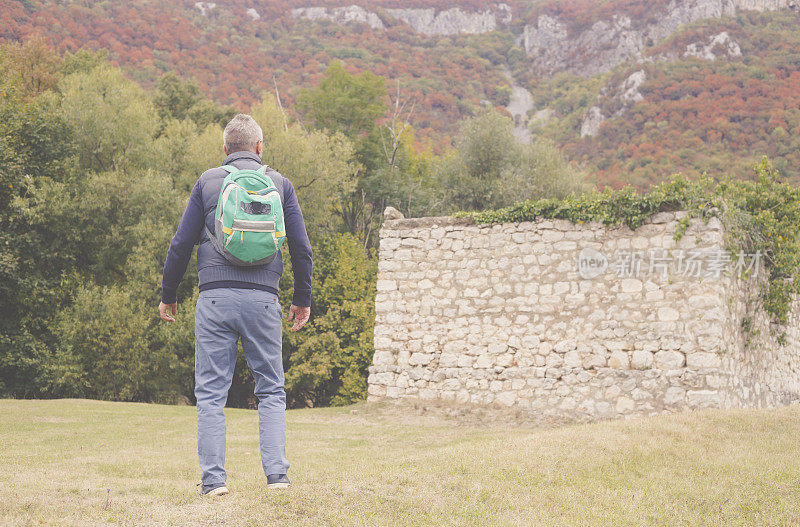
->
[203, 165, 238, 245]
[260, 165, 285, 205]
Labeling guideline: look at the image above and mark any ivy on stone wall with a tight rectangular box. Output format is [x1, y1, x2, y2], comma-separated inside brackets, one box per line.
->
[458, 157, 800, 326]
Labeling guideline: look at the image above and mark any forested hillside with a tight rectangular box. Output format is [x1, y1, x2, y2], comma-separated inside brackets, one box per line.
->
[1, 0, 522, 152]
[6, 0, 800, 188]
[4, 0, 799, 188]
[533, 9, 800, 188]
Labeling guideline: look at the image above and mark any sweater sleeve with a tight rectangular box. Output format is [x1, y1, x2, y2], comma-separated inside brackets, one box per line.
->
[282, 178, 314, 307]
[161, 182, 204, 304]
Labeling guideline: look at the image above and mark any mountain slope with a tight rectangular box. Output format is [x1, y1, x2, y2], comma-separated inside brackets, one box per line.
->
[1, 0, 521, 151]
[530, 7, 800, 187]
[3, 0, 799, 187]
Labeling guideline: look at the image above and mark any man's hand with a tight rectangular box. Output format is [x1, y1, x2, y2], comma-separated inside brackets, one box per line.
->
[159, 301, 177, 322]
[287, 305, 310, 332]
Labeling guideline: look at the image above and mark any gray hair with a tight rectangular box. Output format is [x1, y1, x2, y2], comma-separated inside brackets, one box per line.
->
[223, 113, 263, 152]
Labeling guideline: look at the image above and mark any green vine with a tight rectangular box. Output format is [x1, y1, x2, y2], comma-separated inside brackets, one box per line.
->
[457, 157, 800, 326]
[458, 172, 723, 229]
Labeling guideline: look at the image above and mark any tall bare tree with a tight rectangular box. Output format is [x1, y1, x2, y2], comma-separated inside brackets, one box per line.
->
[381, 80, 416, 170]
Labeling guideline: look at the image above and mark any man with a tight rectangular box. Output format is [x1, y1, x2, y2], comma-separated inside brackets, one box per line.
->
[158, 113, 313, 497]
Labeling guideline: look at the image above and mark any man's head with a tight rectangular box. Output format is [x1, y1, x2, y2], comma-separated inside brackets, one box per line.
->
[223, 113, 263, 156]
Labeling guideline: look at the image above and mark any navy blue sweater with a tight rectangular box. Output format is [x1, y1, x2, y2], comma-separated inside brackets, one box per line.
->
[161, 152, 313, 307]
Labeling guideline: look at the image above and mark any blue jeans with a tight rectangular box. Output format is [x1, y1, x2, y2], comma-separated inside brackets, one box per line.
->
[194, 288, 289, 486]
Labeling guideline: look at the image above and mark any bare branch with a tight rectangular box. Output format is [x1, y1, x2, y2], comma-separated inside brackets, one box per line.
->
[273, 75, 289, 133]
[294, 176, 320, 190]
[382, 79, 417, 169]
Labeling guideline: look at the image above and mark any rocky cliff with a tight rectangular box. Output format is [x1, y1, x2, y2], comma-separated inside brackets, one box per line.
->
[291, 4, 512, 36]
[387, 5, 511, 36]
[292, 1, 792, 75]
[578, 29, 743, 138]
[523, 0, 795, 77]
[291, 6, 385, 30]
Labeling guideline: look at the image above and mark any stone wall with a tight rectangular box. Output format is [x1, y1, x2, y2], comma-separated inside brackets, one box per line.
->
[367, 211, 800, 420]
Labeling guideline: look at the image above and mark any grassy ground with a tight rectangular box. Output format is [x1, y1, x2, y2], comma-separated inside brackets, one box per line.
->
[2, 399, 799, 526]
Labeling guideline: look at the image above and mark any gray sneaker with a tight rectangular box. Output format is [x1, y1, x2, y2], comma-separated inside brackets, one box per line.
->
[267, 474, 291, 489]
[199, 482, 229, 497]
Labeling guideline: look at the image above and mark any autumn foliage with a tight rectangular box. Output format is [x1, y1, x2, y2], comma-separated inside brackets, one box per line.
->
[1, 0, 516, 150]
[4, 1, 800, 188]
[557, 11, 800, 188]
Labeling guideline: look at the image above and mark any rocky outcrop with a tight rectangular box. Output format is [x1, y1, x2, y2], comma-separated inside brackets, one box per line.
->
[386, 5, 511, 36]
[581, 69, 646, 138]
[524, 0, 738, 77]
[531, 108, 554, 127]
[503, 69, 534, 143]
[523, 0, 793, 77]
[194, 2, 216, 17]
[383, 206, 405, 221]
[291, 6, 385, 30]
[684, 31, 742, 60]
[290, 4, 512, 35]
[578, 30, 740, 139]
[580, 106, 606, 138]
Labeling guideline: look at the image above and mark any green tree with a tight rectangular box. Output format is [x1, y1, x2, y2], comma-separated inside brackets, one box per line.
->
[59, 64, 157, 172]
[441, 109, 587, 211]
[457, 109, 520, 181]
[297, 61, 391, 244]
[45, 166, 197, 401]
[152, 119, 222, 192]
[154, 72, 235, 128]
[0, 45, 78, 396]
[360, 125, 445, 219]
[60, 49, 107, 76]
[52, 284, 190, 402]
[498, 139, 590, 204]
[442, 110, 515, 211]
[296, 60, 387, 147]
[1, 42, 383, 408]
[280, 233, 377, 407]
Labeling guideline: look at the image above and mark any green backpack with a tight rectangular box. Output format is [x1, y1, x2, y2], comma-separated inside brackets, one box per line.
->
[204, 165, 286, 266]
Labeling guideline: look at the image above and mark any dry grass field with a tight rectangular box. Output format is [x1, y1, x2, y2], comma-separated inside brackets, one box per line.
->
[2, 399, 799, 526]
